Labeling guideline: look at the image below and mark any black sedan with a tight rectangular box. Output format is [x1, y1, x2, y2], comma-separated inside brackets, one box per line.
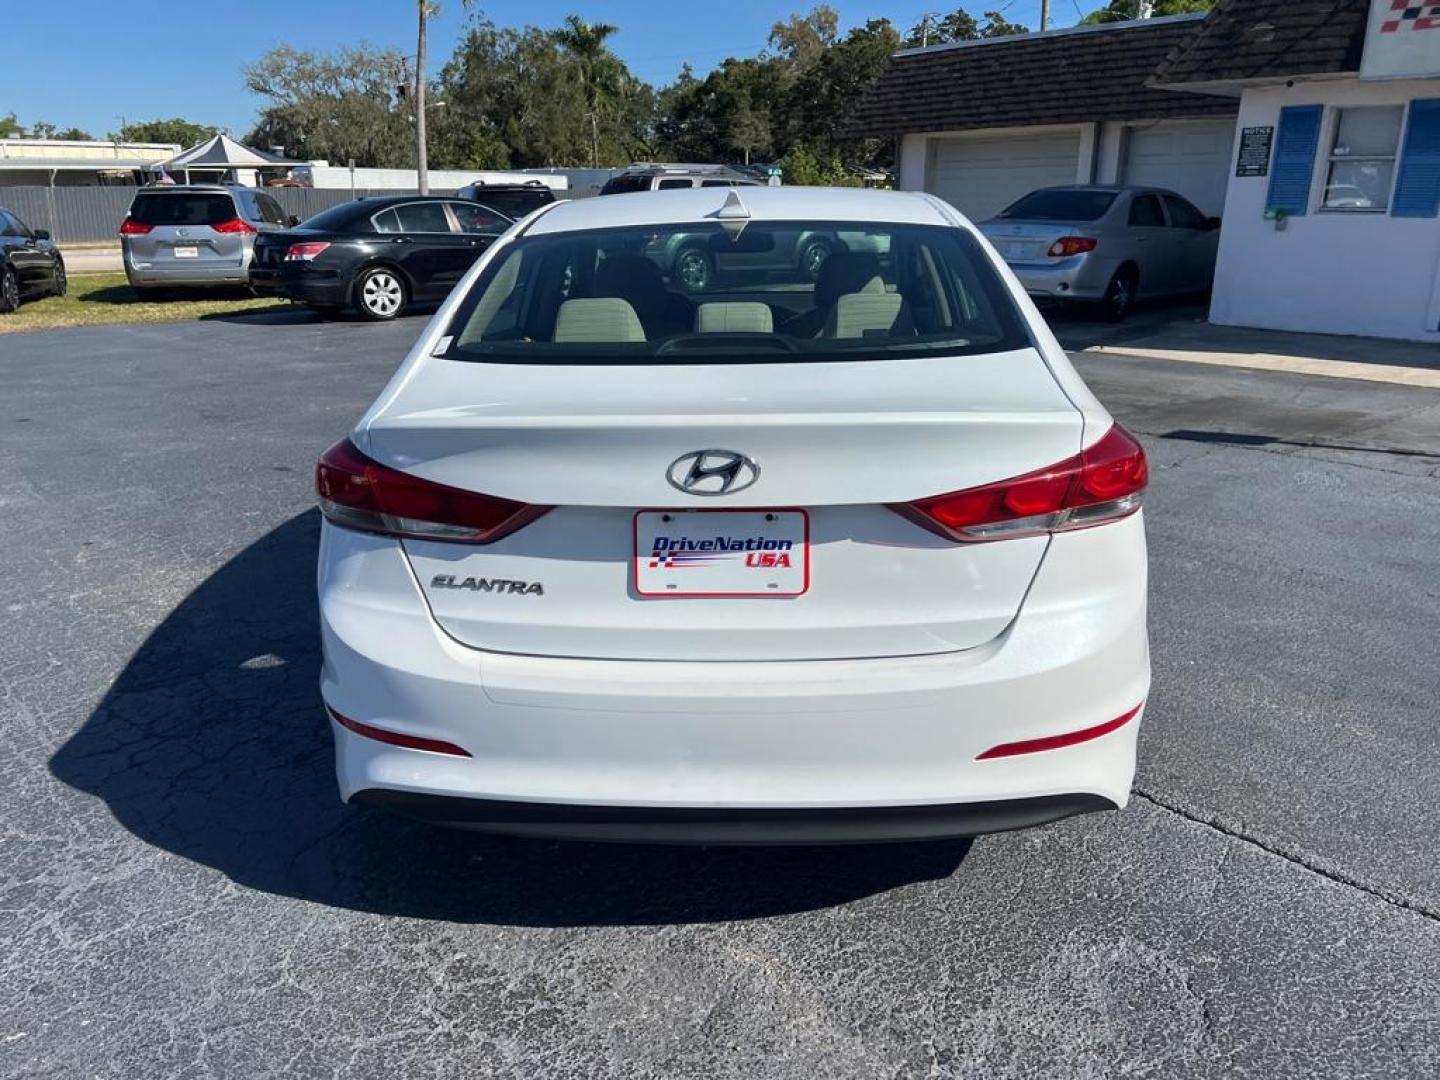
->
[0, 207, 66, 313]
[249, 196, 513, 320]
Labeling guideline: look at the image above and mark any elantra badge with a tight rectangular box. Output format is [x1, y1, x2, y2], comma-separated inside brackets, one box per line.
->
[667, 450, 759, 496]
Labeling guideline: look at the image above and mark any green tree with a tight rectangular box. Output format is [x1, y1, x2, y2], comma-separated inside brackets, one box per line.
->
[786, 18, 902, 163]
[243, 45, 413, 167]
[116, 118, 217, 147]
[1082, 0, 1214, 23]
[768, 6, 840, 69]
[552, 16, 625, 169]
[0, 112, 22, 138]
[905, 8, 1029, 47]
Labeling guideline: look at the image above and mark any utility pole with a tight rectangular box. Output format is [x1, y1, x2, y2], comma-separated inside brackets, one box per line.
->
[1040, 0, 1050, 31]
[414, 0, 429, 195]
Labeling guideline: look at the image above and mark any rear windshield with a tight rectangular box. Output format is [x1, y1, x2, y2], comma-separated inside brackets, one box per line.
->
[443, 220, 1029, 365]
[998, 190, 1118, 222]
[129, 192, 236, 226]
[297, 202, 371, 232]
[598, 175, 652, 195]
[465, 189, 554, 218]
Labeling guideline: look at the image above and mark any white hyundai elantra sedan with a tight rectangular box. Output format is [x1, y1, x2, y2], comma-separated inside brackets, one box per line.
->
[315, 186, 1149, 844]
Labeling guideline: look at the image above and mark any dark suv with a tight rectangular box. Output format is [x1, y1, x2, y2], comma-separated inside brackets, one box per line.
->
[453, 180, 557, 220]
[0, 207, 66, 313]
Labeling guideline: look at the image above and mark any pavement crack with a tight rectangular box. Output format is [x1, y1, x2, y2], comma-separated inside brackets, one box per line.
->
[1132, 786, 1440, 925]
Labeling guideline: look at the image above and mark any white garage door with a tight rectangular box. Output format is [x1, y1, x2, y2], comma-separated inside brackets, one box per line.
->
[929, 131, 1082, 222]
[1121, 119, 1236, 216]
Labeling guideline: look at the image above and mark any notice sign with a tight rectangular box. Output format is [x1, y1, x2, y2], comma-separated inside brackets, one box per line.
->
[1236, 127, 1273, 177]
[1362, 0, 1440, 79]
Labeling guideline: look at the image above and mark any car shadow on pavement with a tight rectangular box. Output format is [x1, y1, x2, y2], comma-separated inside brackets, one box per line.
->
[50, 511, 969, 926]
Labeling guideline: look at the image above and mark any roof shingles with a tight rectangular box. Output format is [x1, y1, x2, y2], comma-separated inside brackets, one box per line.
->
[850, 17, 1237, 138]
[1153, 0, 1369, 86]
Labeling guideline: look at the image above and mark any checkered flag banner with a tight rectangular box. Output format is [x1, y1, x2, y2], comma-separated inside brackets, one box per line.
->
[1382, 1, 1440, 32]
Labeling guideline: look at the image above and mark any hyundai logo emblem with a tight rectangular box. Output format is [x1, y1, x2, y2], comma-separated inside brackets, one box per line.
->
[666, 449, 760, 496]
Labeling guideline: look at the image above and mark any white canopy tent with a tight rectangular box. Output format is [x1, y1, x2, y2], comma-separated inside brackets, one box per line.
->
[155, 134, 298, 184]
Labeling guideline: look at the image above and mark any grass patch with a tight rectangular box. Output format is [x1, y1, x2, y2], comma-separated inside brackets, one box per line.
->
[0, 273, 293, 333]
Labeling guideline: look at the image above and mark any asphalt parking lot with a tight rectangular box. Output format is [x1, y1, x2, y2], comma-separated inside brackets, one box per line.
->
[2, 306, 1439, 1078]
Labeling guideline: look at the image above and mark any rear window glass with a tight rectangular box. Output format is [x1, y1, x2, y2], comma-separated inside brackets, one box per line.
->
[444, 220, 1029, 366]
[998, 190, 1117, 222]
[598, 175, 651, 195]
[461, 189, 553, 218]
[297, 202, 370, 232]
[129, 193, 236, 226]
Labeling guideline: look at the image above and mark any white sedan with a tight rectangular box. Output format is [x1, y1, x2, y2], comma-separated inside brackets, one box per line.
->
[315, 185, 1150, 844]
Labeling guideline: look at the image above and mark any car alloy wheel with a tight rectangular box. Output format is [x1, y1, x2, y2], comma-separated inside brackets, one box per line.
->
[800, 240, 832, 281]
[674, 248, 712, 292]
[358, 268, 405, 320]
[52, 260, 67, 298]
[0, 267, 18, 313]
[1103, 268, 1136, 323]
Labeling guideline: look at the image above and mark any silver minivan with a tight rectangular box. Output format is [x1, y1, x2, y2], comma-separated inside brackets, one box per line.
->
[120, 186, 295, 292]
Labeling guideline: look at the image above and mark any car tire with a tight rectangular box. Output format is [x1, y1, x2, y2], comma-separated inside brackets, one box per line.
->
[798, 239, 832, 282]
[1101, 267, 1137, 323]
[354, 266, 406, 321]
[0, 266, 18, 313]
[672, 246, 713, 293]
[51, 259, 67, 298]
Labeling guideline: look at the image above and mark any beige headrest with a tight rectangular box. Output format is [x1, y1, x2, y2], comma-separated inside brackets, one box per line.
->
[695, 302, 774, 334]
[553, 298, 646, 343]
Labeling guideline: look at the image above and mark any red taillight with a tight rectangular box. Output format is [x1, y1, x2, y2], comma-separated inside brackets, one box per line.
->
[284, 241, 331, 261]
[895, 424, 1147, 543]
[1047, 236, 1098, 257]
[119, 218, 152, 236]
[976, 703, 1143, 760]
[328, 707, 471, 757]
[316, 438, 549, 544]
[210, 217, 257, 235]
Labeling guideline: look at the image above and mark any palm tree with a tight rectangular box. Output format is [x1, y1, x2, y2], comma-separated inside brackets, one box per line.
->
[553, 15, 622, 169]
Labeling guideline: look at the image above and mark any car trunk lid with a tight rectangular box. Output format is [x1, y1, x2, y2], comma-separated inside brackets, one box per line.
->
[363, 349, 1083, 661]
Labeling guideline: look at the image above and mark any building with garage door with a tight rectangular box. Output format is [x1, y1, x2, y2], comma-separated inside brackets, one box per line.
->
[855, 1, 1440, 343]
[1156, 0, 1440, 343]
[851, 14, 1240, 221]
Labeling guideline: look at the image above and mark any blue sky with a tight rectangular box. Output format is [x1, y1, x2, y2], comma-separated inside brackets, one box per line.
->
[6, 0, 1105, 140]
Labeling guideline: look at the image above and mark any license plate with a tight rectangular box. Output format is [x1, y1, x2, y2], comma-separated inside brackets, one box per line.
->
[634, 510, 809, 597]
[1001, 242, 1032, 260]
[172, 246, 199, 258]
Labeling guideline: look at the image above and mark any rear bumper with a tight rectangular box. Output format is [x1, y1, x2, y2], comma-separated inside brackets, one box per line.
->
[350, 789, 1117, 844]
[248, 264, 349, 306]
[319, 513, 1149, 841]
[1008, 255, 1115, 301]
[124, 246, 251, 287]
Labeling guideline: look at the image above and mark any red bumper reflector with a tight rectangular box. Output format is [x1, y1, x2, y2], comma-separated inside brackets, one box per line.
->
[976, 703, 1143, 760]
[327, 707, 471, 758]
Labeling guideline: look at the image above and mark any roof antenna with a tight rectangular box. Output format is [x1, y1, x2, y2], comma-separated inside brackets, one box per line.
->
[715, 188, 751, 240]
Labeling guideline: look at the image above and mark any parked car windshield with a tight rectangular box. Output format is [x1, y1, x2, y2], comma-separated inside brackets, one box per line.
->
[444, 220, 1029, 365]
[129, 192, 236, 226]
[998, 189, 1118, 222]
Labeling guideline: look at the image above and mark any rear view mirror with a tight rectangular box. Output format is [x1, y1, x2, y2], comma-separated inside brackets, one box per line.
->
[288, 215, 301, 227]
[32, 229, 50, 241]
[1206, 216, 1222, 231]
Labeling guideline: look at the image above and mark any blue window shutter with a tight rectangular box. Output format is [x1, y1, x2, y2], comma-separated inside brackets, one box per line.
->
[1392, 99, 1440, 218]
[1266, 105, 1322, 216]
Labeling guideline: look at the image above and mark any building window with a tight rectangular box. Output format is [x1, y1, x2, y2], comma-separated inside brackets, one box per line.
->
[1321, 106, 1404, 211]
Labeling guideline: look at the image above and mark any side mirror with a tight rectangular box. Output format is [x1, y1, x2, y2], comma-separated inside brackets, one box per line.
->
[1205, 216, 1222, 231]
[288, 215, 301, 227]
[32, 229, 50, 241]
